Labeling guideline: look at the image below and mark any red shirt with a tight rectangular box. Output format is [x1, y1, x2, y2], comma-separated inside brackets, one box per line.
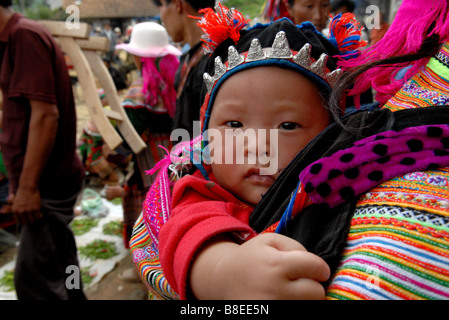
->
[159, 169, 257, 299]
[0, 14, 84, 199]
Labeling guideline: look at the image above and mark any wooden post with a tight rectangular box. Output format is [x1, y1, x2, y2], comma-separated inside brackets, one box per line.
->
[38, 20, 147, 154]
[83, 47, 146, 154]
[58, 36, 123, 150]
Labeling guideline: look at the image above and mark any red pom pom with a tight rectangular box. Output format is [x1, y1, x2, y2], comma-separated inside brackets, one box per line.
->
[328, 12, 367, 59]
[193, 3, 250, 53]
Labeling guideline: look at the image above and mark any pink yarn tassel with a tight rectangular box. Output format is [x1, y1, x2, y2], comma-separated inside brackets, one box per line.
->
[339, 0, 449, 107]
[145, 145, 171, 176]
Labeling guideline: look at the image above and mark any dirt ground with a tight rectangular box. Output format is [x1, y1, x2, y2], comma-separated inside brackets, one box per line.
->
[84, 250, 148, 300]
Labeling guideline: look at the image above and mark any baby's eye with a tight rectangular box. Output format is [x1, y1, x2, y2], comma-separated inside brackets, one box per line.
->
[280, 122, 300, 130]
[226, 121, 243, 128]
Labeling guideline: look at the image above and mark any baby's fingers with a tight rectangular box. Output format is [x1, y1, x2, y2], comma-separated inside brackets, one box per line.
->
[282, 250, 330, 283]
[284, 278, 327, 300]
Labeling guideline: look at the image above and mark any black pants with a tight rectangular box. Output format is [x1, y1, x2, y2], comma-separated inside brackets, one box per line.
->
[14, 193, 87, 300]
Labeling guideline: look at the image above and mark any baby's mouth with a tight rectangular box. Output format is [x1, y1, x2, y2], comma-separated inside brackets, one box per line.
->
[245, 168, 275, 187]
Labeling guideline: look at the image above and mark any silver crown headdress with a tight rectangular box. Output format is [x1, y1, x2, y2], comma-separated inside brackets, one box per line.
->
[203, 31, 343, 94]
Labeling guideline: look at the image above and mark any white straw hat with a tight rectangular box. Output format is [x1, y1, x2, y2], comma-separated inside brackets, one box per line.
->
[115, 22, 181, 58]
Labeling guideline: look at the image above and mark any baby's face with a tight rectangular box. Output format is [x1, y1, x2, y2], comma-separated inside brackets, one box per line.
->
[207, 66, 330, 206]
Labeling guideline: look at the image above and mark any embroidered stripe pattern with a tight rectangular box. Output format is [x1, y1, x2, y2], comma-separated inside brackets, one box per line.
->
[130, 215, 179, 300]
[435, 42, 449, 68]
[326, 44, 449, 300]
[121, 78, 168, 113]
[383, 67, 449, 112]
[358, 168, 449, 215]
[326, 168, 449, 300]
[129, 138, 199, 299]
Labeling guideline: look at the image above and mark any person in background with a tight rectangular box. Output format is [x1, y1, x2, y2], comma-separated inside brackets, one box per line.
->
[0, 0, 86, 299]
[100, 23, 118, 63]
[114, 27, 123, 44]
[286, 0, 331, 32]
[152, 0, 215, 139]
[113, 22, 181, 250]
[78, 89, 127, 187]
[331, 0, 355, 14]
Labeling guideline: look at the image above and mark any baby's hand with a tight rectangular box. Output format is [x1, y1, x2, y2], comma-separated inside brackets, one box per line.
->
[190, 233, 330, 299]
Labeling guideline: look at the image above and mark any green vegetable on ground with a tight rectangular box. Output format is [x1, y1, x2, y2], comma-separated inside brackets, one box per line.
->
[79, 239, 119, 260]
[0, 270, 15, 292]
[70, 217, 99, 236]
[102, 220, 122, 237]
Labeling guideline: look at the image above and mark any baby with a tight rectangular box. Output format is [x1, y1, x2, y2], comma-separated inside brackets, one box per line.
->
[158, 5, 365, 299]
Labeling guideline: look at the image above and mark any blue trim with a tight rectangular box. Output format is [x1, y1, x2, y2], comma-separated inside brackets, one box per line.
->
[275, 182, 300, 233]
[190, 147, 210, 181]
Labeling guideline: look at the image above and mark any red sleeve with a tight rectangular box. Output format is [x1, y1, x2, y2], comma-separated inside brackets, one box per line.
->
[159, 172, 256, 299]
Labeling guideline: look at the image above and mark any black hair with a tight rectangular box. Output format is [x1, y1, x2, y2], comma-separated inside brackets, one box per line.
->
[328, 33, 441, 127]
[331, 0, 355, 13]
[0, 0, 12, 8]
[287, 0, 331, 6]
[152, 0, 215, 11]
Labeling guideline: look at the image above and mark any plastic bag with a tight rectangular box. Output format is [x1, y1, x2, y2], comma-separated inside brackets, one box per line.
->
[80, 188, 109, 218]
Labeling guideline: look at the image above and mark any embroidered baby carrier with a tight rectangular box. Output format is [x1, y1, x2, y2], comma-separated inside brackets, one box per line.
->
[129, 4, 368, 299]
[129, 136, 202, 300]
[250, 44, 449, 298]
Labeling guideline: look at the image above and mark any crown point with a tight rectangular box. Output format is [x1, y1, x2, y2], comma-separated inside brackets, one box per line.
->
[246, 39, 266, 62]
[213, 56, 227, 80]
[326, 68, 343, 87]
[311, 53, 328, 78]
[204, 73, 215, 93]
[293, 43, 312, 69]
[267, 31, 292, 59]
[227, 46, 245, 70]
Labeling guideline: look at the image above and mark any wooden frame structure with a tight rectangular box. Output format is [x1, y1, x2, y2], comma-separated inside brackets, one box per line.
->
[38, 20, 146, 154]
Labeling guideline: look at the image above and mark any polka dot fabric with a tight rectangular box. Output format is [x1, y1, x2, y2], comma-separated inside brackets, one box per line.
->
[299, 124, 449, 208]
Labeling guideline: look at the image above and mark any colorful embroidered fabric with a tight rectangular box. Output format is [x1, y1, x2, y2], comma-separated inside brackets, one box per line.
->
[121, 78, 167, 114]
[326, 168, 449, 300]
[383, 48, 449, 112]
[129, 137, 201, 300]
[130, 210, 179, 300]
[325, 44, 449, 300]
